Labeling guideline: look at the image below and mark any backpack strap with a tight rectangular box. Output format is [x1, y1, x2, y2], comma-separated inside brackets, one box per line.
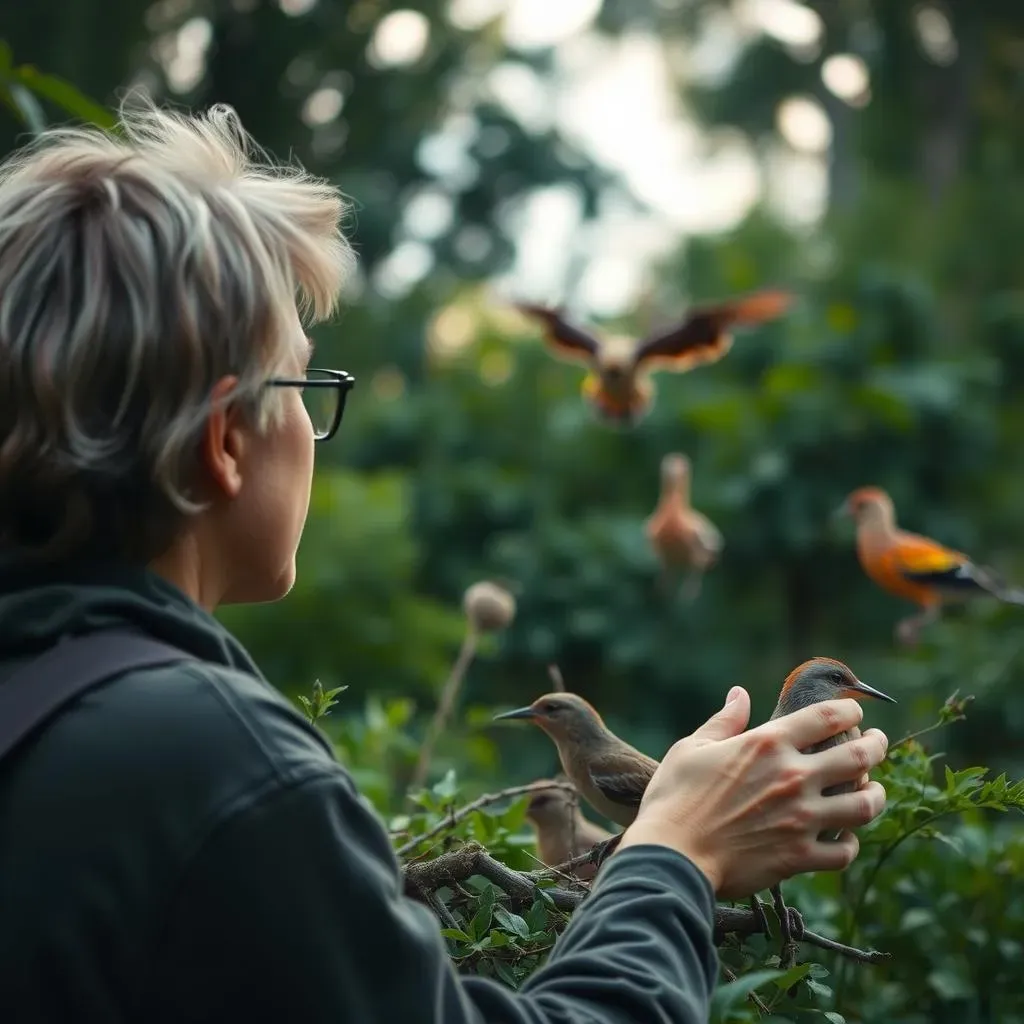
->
[0, 631, 197, 764]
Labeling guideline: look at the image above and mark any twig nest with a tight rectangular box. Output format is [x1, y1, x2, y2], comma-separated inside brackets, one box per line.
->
[463, 581, 516, 634]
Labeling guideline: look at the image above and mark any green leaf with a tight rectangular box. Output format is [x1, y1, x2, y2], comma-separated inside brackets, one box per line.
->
[710, 969, 784, 1019]
[11, 66, 115, 128]
[440, 928, 471, 943]
[433, 769, 458, 801]
[525, 899, 550, 933]
[771, 963, 812, 990]
[6, 82, 46, 134]
[493, 960, 519, 989]
[469, 887, 495, 940]
[493, 906, 531, 940]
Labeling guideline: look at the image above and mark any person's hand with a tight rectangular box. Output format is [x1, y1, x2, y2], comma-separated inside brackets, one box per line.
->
[616, 686, 888, 898]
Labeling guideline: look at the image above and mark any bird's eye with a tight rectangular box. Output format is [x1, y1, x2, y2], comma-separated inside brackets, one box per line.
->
[543, 701, 563, 714]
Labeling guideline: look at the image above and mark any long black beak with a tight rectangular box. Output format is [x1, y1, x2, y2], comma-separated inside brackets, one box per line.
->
[849, 679, 897, 704]
[493, 706, 537, 721]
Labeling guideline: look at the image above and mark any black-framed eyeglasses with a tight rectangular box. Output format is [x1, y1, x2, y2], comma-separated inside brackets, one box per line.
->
[265, 368, 355, 442]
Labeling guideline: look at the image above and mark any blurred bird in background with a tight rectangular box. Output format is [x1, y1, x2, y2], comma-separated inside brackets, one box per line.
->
[515, 289, 794, 425]
[839, 486, 1024, 646]
[645, 452, 724, 601]
[524, 778, 612, 880]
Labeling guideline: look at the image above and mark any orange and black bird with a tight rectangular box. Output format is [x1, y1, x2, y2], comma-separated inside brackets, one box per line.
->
[769, 657, 895, 842]
[515, 289, 793, 424]
[645, 452, 723, 601]
[524, 779, 613, 879]
[839, 486, 1024, 646]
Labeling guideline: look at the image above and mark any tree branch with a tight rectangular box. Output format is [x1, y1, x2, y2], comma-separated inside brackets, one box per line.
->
[403, 841, 585, 912]
[402, 844, 890, 966]
[395, 780, 579, 859]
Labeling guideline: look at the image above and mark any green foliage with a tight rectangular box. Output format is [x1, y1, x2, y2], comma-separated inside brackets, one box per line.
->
[296, 679, 348, 725]
[9, 1, 1024, 1016]
[0, 40, 113, 134]
[295, 672, 1024, 1020]
[218, 468, 468, 705]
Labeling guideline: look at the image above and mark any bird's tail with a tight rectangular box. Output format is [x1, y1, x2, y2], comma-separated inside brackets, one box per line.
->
[997, 585, 1024, 606]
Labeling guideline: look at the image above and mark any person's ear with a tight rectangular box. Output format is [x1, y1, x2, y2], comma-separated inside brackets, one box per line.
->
[200, 376, 247, 500]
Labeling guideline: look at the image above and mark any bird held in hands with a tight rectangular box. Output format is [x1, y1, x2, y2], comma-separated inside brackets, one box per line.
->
[769, 656, 896, 841]
[494, 693, 657, 829]
[838, 486, 1024, 646]
[515, 289, 794, 425]
[525, 779, 613, 879]
[645, 452, 724, 601]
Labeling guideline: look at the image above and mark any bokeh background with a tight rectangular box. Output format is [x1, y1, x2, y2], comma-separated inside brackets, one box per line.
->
[7, 4, 1024, 1020]
[5, 0, 1024, 832]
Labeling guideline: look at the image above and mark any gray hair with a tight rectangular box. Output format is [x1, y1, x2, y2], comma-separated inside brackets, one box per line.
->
[0, 96, 354, 562]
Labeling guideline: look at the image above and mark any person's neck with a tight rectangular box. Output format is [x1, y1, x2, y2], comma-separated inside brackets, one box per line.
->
[148, 532, 224, 611]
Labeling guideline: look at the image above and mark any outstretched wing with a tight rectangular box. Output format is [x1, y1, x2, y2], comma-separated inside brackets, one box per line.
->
[516, 303, 601, 366]
[633, 289, 794, 373]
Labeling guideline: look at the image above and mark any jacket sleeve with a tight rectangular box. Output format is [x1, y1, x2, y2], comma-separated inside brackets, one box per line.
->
[148, 767, 719, 1024]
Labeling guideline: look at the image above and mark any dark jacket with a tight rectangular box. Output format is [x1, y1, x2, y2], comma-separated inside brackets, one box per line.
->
[0, 557, 719, 1022]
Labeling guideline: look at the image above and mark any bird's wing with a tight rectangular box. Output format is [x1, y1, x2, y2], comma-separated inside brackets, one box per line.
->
[586, 750, 657, 809]
[632, 290, 793, 374]
[688, 511, 725, 554]
[893, 533, 1013, 598]
[889, 532, 971, 585]
[516, 303, 601, 365]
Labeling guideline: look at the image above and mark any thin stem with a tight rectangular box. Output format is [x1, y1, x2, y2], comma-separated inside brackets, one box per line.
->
[547, 664, 567, 692]
[409, 629, 479, 794]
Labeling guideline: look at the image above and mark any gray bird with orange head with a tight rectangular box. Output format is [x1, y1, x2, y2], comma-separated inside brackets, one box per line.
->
[770, 657, 896, 840]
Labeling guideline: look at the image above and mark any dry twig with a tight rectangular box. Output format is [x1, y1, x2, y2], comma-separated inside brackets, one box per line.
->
[395, 780, 577, 859]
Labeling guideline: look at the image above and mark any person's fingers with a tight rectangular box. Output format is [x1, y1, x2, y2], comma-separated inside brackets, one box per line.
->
[774, 698, 864, 749]
[688, 685, 751, 742]
[812, 780, 887, 830]
[800, 831, 861, 874]
[811, 730, 889, 788]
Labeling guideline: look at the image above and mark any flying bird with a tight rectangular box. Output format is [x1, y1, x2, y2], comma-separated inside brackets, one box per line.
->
[515, 289, 794, 424]
[524, 779, 613, 880]
[645, 452, 724, 601]
[839, 486, 1024, 646]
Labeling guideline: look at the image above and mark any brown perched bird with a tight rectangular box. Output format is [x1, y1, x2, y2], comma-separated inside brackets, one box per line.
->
[515, 289, 793, 424]
[769, 657, 896, 842]
[645, 452, 723, 601]
[524, 780, 613, 879]
[496, 663, 894, 841]
[838, 486, 1024, 646]
[495, 693, 656, 829]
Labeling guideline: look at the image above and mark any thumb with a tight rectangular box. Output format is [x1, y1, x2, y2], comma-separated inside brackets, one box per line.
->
[690, 686, 750, 742]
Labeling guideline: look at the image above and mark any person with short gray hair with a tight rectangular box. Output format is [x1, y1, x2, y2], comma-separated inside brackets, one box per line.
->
[0, 99, 888, 1023]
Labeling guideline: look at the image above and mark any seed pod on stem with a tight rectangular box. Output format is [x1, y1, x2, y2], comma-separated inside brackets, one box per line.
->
[409, 580, 517, 794]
